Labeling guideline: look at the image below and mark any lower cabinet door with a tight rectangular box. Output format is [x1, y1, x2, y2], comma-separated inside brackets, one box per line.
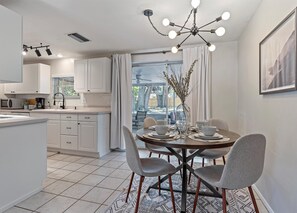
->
[48, 120, 61, 148]
[78, 121, 97, 152]
[61, 135, 78, 150]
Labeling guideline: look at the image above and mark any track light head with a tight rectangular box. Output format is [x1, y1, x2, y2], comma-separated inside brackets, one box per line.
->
[46, 48, 52, 56]
[35, 49, 41, 57]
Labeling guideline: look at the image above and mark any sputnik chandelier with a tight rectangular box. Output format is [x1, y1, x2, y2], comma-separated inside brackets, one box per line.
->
[22, 43, 52, 57]
[144, 0, 231, 53]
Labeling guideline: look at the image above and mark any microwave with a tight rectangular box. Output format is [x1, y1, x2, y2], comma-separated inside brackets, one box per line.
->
[1, 98, 24, 109]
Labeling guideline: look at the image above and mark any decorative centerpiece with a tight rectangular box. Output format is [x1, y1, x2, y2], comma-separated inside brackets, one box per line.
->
[163, 60, 197, 135]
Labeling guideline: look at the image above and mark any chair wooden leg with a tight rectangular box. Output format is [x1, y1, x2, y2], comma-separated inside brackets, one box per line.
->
[149, 152, 152, 157]
[192, 178, 201, 213]
[248, 186, 260, 213]
[167, 155, 170, 162]
[222, 156, 226, 164]
[168, 175, 176, 213]
[202, 158, 205, 167]
[125, 172, 135, 203]
[213, 159, 216, 165]
[135, 176, 145, 213]
[222, 188, 227, 213]
[188, 158, 194, 184]
[158, 176, 161, 195]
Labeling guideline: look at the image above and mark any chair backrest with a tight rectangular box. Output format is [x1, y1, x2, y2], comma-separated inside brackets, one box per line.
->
[209, 118, 229, 131]
[136, 110, 147, 121]
[122, 126, 143, 175]
[143, 117, 157, 129]
[143, 117, 161, 150]
[219, 134, 266, 189]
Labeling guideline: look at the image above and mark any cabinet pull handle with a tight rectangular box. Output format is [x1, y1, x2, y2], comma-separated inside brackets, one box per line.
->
[88, 89, 90, 92]
[85, 117, 90, 119]
[78, 123, 80, 125]
[66, 116, 71, 118]
[36, 91, 38, 93]
[66, 141, 71, 144]
[66, 127, 72, 129]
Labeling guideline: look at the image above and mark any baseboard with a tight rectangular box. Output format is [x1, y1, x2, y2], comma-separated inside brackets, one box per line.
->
[0, 187, 42, 212]
[252, 185, 274, 213]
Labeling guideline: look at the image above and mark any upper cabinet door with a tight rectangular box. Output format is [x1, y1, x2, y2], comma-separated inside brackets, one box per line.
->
[88, 58, 111, 93]
[74, 60, 88, 92]
[0, 5, 22, 83]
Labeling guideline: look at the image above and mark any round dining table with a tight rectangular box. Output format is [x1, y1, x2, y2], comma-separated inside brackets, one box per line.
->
[136, 128, 240, 213]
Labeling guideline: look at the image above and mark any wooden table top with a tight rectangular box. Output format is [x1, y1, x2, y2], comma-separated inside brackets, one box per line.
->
[136, 129, 240, 149]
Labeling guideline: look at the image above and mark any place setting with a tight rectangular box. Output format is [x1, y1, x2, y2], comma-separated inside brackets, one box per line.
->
[188, 121, 230, 142]
[144, 124, 180, 141]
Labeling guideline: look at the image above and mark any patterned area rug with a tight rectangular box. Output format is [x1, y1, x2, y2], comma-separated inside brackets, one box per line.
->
[105, 173, 256, 213]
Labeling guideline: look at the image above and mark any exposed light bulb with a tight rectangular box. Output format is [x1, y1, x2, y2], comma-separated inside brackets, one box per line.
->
[168, 30, 177, 39]
[222, 11, 231, 20]
[171, 46, 179, 53]
[208, 44, 216, 52]
[22, 51, 27, 56]
[57, 53, 63, 58]
[191, 0, 200, 8]
[215, 27, 226, 36]
[162, 18, 170, 27]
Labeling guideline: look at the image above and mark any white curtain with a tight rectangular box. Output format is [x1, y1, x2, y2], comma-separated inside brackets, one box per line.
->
[111, 54, 132, 149]
[183, 46, 211, 124]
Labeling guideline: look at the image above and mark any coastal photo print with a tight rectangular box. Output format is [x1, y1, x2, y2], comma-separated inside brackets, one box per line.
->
[259, 8, 297, 94]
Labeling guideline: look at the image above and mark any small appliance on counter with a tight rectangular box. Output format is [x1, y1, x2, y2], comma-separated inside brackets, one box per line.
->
[35, 97, 45, 109]
[0, 98, 24, 109]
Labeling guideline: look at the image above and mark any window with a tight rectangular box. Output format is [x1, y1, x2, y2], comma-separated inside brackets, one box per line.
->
[52, 76, 79, 99]
[132, 61, 182, 130]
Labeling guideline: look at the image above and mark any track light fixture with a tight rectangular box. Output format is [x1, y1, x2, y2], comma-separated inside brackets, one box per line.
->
[23, 43, 53, 57]
[144, 0, 231, 53]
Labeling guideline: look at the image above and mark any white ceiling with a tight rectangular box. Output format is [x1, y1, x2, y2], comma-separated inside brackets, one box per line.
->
[0, 0, 262, 61]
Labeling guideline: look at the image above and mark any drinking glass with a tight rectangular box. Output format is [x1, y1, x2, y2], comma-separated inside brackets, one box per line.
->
[176, 120, 187, 138]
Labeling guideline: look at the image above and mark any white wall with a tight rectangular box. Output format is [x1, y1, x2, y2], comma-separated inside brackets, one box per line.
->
[238, 0, 297, 212]
[211, 41, 238, 132]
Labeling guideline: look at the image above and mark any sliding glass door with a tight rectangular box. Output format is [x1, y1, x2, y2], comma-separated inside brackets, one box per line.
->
[132, 61, 182, 131]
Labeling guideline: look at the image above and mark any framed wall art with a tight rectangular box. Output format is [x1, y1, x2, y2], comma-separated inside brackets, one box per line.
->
[259, 8, 297, 94]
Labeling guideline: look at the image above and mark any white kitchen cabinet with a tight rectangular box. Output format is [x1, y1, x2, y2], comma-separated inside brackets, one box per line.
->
[78, 121, 97, 152]
[4, 63, 50, 94]
[30, 113, 61, 148]
[74, 57, 111, 93]
[48, 120, 61, 148]
[0, 5, 22, 83]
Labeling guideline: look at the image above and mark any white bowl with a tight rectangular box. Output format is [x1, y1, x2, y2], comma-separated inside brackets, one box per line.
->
[155, 125, 169, 135]
[201, 126, 216, 136]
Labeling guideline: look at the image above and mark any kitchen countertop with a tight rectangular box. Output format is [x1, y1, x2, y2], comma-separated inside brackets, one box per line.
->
[0, 115, 47, 128]
[0, 107, 111, 114]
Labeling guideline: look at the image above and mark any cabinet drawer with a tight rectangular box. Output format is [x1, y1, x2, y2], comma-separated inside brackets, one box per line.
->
[61, 121, 77, 135]
[61, 114, 78, 121]
[78, 114, 97, 122]
[61, 135, 78, 150]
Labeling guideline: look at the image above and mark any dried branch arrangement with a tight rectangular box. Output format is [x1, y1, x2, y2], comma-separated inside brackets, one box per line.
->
[163, 60, 197, 103]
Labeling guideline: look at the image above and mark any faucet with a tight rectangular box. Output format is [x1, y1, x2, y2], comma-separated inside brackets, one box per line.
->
[53, 92, 65, 109]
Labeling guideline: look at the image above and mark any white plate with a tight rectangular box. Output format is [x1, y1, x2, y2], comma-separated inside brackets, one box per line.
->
[148, 132, 176, 139]
[148, 125, 175, 131]
[194, 132, 223, 140]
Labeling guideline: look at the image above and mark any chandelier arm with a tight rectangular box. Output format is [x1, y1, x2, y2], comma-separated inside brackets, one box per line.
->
[174, 24, 191, 31]
[198, 19, 217, 29]
[199, 30, 215, 33]
[193, 8, 197, 27]
[178, 9, 194, 32]
[197, 34, 209, 45]
[179, 33, 192, 46]
[147, 16, 168, 36]
[179, 31, 191, 34]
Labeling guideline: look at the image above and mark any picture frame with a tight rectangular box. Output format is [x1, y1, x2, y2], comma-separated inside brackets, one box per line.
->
[259, 8, 297, 94]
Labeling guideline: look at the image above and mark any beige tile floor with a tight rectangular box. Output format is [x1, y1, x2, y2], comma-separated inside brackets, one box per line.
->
[5, 150, 269, 213]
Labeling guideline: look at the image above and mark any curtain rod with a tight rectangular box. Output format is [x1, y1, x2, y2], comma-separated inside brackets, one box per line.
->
[131, 49, 182, 56]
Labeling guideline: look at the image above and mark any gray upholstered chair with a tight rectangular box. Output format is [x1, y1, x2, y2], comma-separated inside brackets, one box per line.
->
[123, 126, 176, 213]
[144, 117, 181, 162]
[188, 119, 230, 183]
[192, 134, 266, 213]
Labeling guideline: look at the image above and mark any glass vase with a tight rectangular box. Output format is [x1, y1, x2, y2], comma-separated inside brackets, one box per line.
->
[175, 103, 191, 137]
